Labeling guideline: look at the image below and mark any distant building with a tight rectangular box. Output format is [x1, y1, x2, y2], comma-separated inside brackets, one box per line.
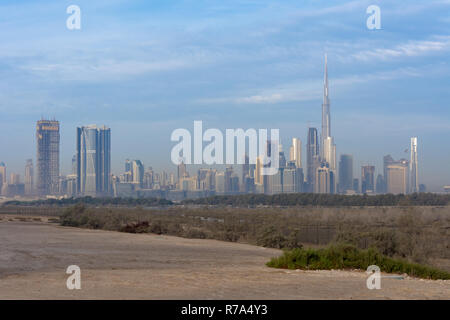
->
[315, 162, 335, 194]
[321, 54, 336, 172]
[132, 160, 144, 187]
[283, 164, 304, 193]
[177, 161, 187, 182]
[290, 138, 302, 169]
[410, 137, 419, 193]
[2, 183, 25, 197]
[71, 155, 77, 175]
[24, 159, 33, 196]
[198, 168, 216, 191]
[180, 176, 197, 191]
[36, 119, 60, 195]
[240, 154, 250, 192]
[76, 125, 111, 196]
[361, 165, 375, 194]
[338, 154, 353, 194]
[66, 174, 77, 197]
[215, 172, 226, 194]
[383, 155, 395, 192]
[10, 173, 20, 184]
[268, 168, 283, 194]
[306, 128, 319, 192]
[353, 178, 359, 194]
[125, 159, 132, 173]
[254, 156, 263, 186]
[386, 159, 409, 194]
[376, 174, 385, 194]
[0, 162, 6, 194]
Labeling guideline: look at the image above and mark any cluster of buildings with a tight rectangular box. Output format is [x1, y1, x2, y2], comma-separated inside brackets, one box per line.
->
[0, 56, 429, 200]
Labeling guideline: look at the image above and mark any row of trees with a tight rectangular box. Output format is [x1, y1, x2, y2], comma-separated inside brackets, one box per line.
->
[182, 193, 450, 207]
[3, 196, 173, 207]
[4, 193, 450, 207]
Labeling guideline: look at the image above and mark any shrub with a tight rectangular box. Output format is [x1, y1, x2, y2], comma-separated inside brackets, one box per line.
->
[267, 244, 450, 280]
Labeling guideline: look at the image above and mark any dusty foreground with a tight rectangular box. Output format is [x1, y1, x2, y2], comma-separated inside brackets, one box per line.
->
[0, 219, 449, 300]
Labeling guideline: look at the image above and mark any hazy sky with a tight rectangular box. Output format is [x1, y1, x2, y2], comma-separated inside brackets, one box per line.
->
[0, 0, 449, 191]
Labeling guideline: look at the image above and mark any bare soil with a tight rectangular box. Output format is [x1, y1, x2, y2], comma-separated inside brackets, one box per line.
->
[0, 216, 448, 300]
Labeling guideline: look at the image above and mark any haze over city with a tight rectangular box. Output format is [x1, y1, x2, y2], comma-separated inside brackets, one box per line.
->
[0, 0, 449, 191]
[1, 0, 450, 306]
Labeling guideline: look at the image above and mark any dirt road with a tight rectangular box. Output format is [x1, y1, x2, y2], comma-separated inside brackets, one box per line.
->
[0, 219, 448, 299]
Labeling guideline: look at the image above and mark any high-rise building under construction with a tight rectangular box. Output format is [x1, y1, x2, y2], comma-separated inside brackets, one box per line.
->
[36, 119, 60, 195]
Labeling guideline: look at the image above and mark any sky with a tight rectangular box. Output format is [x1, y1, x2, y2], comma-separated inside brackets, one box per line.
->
[0, 0, 449, 191]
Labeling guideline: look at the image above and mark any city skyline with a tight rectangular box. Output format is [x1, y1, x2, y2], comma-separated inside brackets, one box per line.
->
[0, 57, 432, 197]
[0, 1, 449, 191]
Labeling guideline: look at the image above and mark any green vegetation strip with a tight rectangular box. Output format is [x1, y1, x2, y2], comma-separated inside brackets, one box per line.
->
[183, 193, 450, 206]
[266, 245, 450, 280]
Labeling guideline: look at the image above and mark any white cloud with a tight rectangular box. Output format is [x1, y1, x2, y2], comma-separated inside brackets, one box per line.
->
[197, 66, 426, 106]
[350, 36, 450, 62]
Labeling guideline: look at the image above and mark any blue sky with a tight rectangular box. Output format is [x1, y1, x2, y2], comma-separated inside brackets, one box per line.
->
[0, 0, 449, 191]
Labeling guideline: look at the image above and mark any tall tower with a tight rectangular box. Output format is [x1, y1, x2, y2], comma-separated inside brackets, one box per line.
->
[322, 54, 331, 142]
[76, 125, 111, 196]
[321, 54, 336, 171]
[361, 165, 375, 194]
[290, 138, 302, 169]
[338, 154, 353, 193]
[132, 160, 144, 187]
[36, 119, 60, 195]
[410, 137, 419, 193]
[24, 159, 34, 196]
[306, 128, 319, 191]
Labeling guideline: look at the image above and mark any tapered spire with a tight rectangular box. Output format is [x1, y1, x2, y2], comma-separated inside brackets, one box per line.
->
[322, 53, 330, 140]
[324, 53, 328, 102]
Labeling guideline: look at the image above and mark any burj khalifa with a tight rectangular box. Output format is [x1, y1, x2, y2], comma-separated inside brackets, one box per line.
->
[321, 54, 336, 170]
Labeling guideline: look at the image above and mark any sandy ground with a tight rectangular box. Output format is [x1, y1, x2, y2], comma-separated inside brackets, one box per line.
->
[0, 217, 449, 300]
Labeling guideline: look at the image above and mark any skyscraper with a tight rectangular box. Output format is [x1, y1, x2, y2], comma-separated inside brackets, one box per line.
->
[376, 174, 385, 194]
[383, 155, 395, 191]
[177, 161, 187, 182]
[338, 154, 353, 193]
[322, 54, 331, 143]
[361, 165, 375, 194]
[71, 155, 77, 175]
[24, 159, 33, 196]
[125, 159, 132, 173]
[410, 137, 419, 193]
[306, 127, 319, 192]
[289, 138, 302, 169]
[254, 156, 263, 185]
[315, 162, 335, 194]
[76, 125, 111, 196]
[241, 154, 250, 192]
[36, 119, 60, 195]
[132, 160, 144, 187]
[0, 162, 6, 195]
[321, 54, 336, 171]
[386, 159, 409, 194]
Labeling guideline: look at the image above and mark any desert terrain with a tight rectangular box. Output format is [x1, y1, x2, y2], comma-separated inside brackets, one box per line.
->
[0, 215, 449, 299]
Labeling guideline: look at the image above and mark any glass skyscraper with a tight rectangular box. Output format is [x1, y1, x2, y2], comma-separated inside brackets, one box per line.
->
[338, 154, 353, 193]
[76, 125, 111, 196]
[36, 119, 60, 195]
[306, 127, 319, 192]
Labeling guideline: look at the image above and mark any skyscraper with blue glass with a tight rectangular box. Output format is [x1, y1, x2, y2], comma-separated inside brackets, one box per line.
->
[76, 125, 111, 196]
